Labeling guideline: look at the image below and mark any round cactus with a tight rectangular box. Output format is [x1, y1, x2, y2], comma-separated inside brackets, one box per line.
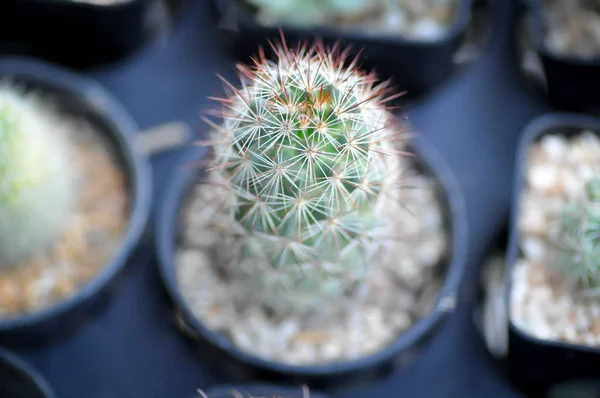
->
[203, 40, 408, 315]
[0, 83, 77, 269]
[555, 176, 600, 289]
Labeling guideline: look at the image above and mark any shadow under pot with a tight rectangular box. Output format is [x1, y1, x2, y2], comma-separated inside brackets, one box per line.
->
[200, 384, 328, 398]
[209, 0, 472, 97]
[0, 347, 56, 398]
[506, 113, 600, 397]
[156, 130, 468, 390]
[525, 0, 600, 112]
[0, 57, 152, 346]
[0, 0, 178, 70]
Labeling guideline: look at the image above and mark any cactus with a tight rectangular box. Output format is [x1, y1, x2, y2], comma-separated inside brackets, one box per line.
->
[0, 83, 77, 269]
[554, 176, 600, 289]
[245, 0, 374, 27]
[202, 39, 408, 315]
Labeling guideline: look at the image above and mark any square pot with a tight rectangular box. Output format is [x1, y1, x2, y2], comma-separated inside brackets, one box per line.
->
[209, 0, 473, 96]
[0, 0, 176, 69]
[506, 113, 600, 396]
[525, 0, 600, 112]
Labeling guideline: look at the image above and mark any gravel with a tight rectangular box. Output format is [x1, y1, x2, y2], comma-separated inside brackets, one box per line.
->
[176, 155, 449, 366]
[510, 131, 600, 347]
[543, 0, 600, 58]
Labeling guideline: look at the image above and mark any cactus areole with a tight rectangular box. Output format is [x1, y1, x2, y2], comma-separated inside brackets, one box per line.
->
[202, 39, 409, 315]
[0, 84, 76, 270]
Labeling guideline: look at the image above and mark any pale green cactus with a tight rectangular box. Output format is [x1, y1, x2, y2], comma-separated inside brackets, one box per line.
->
[245, 0, 374, 27]
[204, 41, 407, 315]
[0, 84, 77, 269]
[555, 176, 600, 289]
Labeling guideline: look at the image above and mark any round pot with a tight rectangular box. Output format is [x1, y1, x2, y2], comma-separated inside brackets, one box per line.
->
[156, 133, 468, 390]
[0, 57, 153, 346]
[0, 347, 56, 398]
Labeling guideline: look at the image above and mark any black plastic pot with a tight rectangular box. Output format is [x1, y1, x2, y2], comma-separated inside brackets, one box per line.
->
[525, 0, 600, 112]
[202, 384, 328, 398]
[0, 0, 178, 69]
[155, 131, 468, 392]
[0, 347, 56, 398]
[0, 57, 153, 347]
[506, 113, 600, 397]
[209, 0, 473, 96]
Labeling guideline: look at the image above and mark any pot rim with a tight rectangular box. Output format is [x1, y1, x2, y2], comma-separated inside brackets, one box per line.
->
[204, 383, 329, 398]
[0, 346, 57, 398]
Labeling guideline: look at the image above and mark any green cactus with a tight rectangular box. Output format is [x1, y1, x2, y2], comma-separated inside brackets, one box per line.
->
[245, 0, 374, 27]
[554, 176, 600, 289]
[0, 84, 77, 269]
[203, 41, 407, 315]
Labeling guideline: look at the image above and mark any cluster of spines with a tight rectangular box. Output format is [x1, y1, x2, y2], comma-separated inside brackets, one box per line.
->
[198, 35, 409, 313]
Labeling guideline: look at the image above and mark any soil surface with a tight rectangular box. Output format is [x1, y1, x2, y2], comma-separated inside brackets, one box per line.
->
[511, 131, 600, 347]
[176, 155, 449, 365]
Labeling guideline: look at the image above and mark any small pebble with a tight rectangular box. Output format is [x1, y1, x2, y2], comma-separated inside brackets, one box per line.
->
[410, 18, 446, 41]
[529, 163, 559, 193]
[541, 135, 568, 160]
[521, 237, 546, 262]
[321, 341, 343, 360]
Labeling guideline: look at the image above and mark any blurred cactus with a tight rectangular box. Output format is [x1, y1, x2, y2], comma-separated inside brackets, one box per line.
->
[245, 0, 375, 27]
[0, 84, 76, 269]
[555, 176, 600, 289]
[203, 39, 408, 315]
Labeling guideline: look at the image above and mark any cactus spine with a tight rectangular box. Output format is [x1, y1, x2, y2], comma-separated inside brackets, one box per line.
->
[555, 176, 600, 289]
[203, 40, 407, 315]
[0, 83, 77, 269]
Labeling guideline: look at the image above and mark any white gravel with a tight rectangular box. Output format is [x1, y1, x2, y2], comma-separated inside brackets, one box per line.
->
[510, 131, 600, 347]
[176, 157, 449, 365]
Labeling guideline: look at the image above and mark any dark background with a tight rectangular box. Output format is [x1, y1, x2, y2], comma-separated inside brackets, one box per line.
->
[9, 0, 551, 396]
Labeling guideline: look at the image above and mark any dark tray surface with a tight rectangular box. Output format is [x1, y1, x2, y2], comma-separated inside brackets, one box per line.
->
[11, 1, 550, 397]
